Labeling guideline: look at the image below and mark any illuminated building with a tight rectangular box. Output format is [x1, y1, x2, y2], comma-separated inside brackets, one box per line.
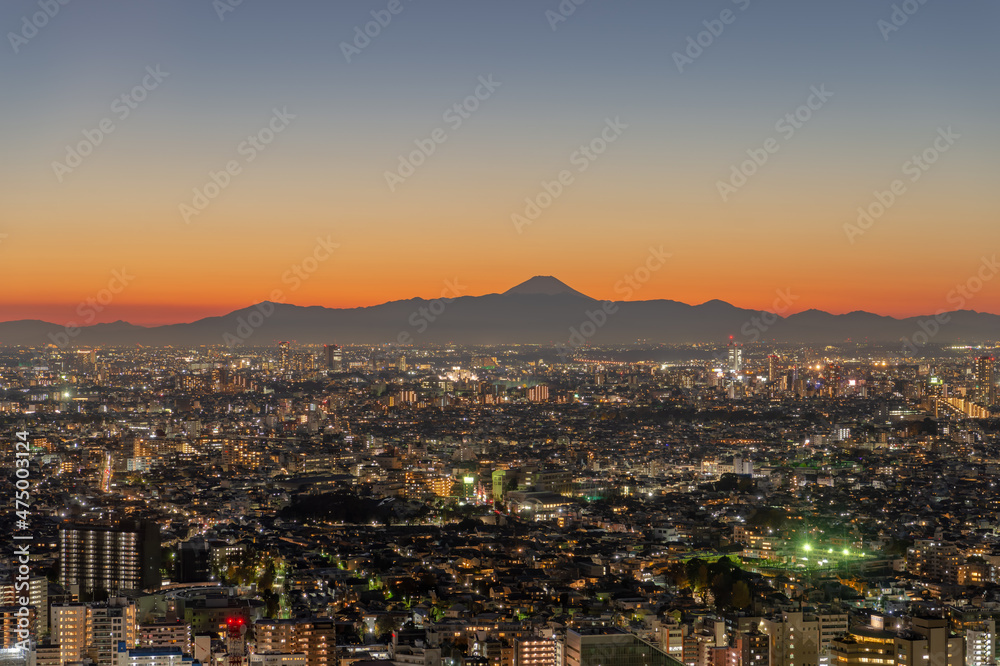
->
[113, 644, 187, 666]
[527, 385, 549, 402]
[829, 625, 894, 666]
[51, 604, 89, 664]
[323, 345, 342, 372]
[139, 621, 192, 655]
[0, 578, 47, 638]
[906, 540, 960, 585]
[728, 343, 743, 374]
[256, 618, 337, 666]
[59, 520, 161, 600]
[90, 601, 138, 666]
[0, 607, 35, 649]
[250, 654, 308, 666]
[737, 629, 769, 666]
[768, 355, 780, 382]
[564, 628, 683, 666]
[492, 469, 506, 502]
[222, 439, 263, 471]
[515, 638, 556, 666]
[974, 356, 995, 406]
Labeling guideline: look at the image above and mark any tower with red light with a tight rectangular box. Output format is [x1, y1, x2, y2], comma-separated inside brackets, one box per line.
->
[227, 617, 247, 666]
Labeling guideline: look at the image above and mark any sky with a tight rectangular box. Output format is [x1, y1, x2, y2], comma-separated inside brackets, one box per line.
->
[1, 0, 998, 325]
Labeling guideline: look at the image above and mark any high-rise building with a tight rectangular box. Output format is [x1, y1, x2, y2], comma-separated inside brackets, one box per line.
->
[974, 356, 995, 407]
[948, 606, 996, 666]
[0, 577, 47, 638]
[89, 600, 138, 666]
[825, 365, 842, 397]
[323, 345, 342, 372]
[51, 603, 89, 664]
[964, 624, 995, 666]
[768, 355, 781, 383]
[528, 385, 549, 402]
[728, 344, 744, 374]
[59, 520, 161, 600]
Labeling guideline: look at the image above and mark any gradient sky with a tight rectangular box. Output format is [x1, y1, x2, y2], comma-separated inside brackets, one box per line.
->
[1, 0, 998, 325]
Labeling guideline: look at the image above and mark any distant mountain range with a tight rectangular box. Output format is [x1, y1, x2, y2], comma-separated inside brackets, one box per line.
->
[2, 276, 998, 348]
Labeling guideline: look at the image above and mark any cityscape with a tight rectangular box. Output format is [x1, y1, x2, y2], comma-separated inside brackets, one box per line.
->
[2, 4, 1000, 666]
